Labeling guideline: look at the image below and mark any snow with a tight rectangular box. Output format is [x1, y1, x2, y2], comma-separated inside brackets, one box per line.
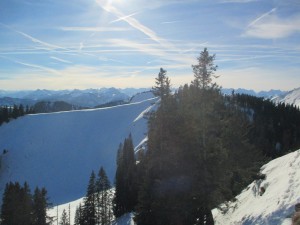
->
[273, 87, 300, 108]
[47, 194, 136, 225]
[48, 196, 84, 225]
[213, 149, 300, 225]
[0, 93, 158, 205]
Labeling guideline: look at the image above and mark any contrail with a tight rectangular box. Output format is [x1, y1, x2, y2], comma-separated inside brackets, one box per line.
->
[248, 8, 277, 27]
[109, 12, 140, 24]
[0, 22, 67, 50]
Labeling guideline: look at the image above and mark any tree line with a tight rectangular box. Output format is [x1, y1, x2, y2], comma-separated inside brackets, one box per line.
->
[0, 104, 34, 125]
[1, 182, 51, 225]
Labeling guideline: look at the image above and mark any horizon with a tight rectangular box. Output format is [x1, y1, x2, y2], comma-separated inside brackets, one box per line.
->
[0, 86, 294, 93]
[1, 0, 300, 91]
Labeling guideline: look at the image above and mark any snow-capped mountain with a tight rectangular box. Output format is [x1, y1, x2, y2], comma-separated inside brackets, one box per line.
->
[273, 87, 300, 108]
[222, 88, 286, 98]
[0, 92, 157, 205]
[213, 149, 300, 225]
[0, 88, 150, 107]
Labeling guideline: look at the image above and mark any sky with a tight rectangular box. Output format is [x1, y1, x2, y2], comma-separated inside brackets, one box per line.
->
[0, 0, 300, 91]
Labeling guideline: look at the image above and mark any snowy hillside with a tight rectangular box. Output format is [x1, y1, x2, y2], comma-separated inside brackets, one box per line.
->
[48, 196, 135, 225]
[0, 93, 158, 205]
[273, 87, 300, 108]
[213, 149, 300, 225]
[50, 149, 300, 225]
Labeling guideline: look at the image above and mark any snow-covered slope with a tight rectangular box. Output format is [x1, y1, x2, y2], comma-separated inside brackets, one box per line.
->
[48, 196, 135, 225]
[213, 149, 300, 225]
[52, 149, 300, 225]
[273, 87, 300, 108]
[0, 94, 158, 205]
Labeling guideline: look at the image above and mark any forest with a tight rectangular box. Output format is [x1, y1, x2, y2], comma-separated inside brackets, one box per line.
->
[115, 48, 300, 225]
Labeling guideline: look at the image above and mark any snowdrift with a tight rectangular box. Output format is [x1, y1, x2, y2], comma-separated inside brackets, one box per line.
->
[0, 95, 157, 205]
[213, 149, 300, 225]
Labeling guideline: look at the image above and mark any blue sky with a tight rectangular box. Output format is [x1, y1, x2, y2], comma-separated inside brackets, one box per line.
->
[0, 0, 300, 91]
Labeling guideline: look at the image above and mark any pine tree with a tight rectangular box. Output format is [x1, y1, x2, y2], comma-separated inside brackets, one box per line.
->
[191, 47, 218, 89]
[1, 182, 51, 225]
[60, 209, 69, 225]
[74, 203, 84, 225]
[96, 166, 112, 225]
[83, 171, 97, 225]
[20, 182, 34, 225]
[32, 187, 51, 225]
[113, 134, 137, 218]
[152, 68, 171, 102]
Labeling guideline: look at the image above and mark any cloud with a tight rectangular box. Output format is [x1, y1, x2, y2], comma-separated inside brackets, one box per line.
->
[109, 12, 140, 24]
[220, 0, 259, 3]
[59, 26, 130, 32]
[50, 56, 72, 64]
[0, 55, 61, 75]
[0, 23, 66, 51]
[95, 0, 176, 50]
[247, 8, 277, 27]
[244, 14, 300, 39]
[161, 21, 181, 24]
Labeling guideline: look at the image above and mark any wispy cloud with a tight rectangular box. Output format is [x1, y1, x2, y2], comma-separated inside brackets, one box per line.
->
[109, 12, 140, 24]
[161, 20, 181, 24]
[59, 26, 130, 32]
[50, 56, 72, 64]
[95, 0, 176, 49]
[0, 55, 61, 75]
[0, 23, 66, 51]
[220, 0, 259, 3]
[247, 8, 277, 27]
[243, 14, 300, 39]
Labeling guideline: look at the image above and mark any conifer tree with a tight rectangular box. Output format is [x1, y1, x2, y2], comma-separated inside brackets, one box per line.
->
[32, 187, 50, 225]
[60, 209, 69, 225]
[113, 134, 137, 218]
[96, 166, 112, 225]
[74, 204, 84, 225]
[152, 68, 171, 102]
[192, 47, 218, 89]
[1, 182, 50, 225]
[83, 171, 97, 225]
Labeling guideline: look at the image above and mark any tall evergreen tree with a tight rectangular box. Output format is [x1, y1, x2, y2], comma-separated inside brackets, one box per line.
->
[83, 171, 97, 225]
[60, 209, 69, 225]
[32, 187, 51, 225]
[20, 182, 34, 225]
[152, 68, 171, 102]
[191, 47, 218, 89]
[113, 134, 137, 218]
[96, 166, 112, 225]
[1, 182, 51, 225]
[74, 204, 84, 225]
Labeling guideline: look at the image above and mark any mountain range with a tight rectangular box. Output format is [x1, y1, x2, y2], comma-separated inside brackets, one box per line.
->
[0, 88, 149, 108]
[1, 87, 299, 108]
